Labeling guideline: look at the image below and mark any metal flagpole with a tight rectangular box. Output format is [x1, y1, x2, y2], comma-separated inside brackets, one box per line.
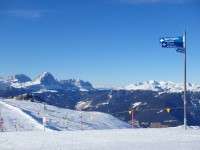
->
[184, 30, 187, 130]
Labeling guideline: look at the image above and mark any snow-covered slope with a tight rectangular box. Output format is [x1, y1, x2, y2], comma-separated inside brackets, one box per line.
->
[124, 80, 200, 93]
[0, 101, 45, 132]
[33, 72, 59, 85]
[0, 74, 31, 89]
[0, 74, 31, 84]
[15, 72, 63, 91]
[0, 98, 131, 131]
[0, 127, 200, 150]
[60, 78, 93, 91]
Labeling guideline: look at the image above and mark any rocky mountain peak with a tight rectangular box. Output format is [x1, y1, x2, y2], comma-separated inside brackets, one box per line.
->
[34, 72, 58, 85]
[14, 74, 32, 83]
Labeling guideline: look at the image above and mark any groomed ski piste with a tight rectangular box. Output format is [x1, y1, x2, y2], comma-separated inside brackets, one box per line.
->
[0, 98, 200, 150]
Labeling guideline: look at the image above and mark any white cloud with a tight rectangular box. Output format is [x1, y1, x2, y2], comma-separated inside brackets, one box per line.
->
[113, 0, 189, 4]
[1, 10, 52, 19]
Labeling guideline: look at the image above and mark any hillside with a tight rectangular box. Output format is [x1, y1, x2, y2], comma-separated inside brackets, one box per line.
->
[1, 72, 200, 128]
[0, 98, 131, 132]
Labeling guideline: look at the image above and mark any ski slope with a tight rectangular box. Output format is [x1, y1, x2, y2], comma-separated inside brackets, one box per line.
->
[0, 99, 131, 131]
[0, 99, 200, 150]
[0, 127, 200, 150]
[0, 101, 45, 132]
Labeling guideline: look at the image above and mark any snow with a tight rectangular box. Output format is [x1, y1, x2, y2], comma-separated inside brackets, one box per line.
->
[0, 72, 95, 91]
[157, 110, 164, 113]
[32, 89, 58, 93]
[0, 99, 131, 131]
[0, 101, 45, 132]
[132, 102, 141, 108]
[0, 128, 200, 150]
[0, 99, 200, 149]
[75, 101, 92, 110]
[124, 80, 200, 93]
[1, 73, 200, 93]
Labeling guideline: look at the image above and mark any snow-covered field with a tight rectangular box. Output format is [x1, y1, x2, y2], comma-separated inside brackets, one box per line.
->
[0, 127, 200, 150]
[0, 98, 200, 150]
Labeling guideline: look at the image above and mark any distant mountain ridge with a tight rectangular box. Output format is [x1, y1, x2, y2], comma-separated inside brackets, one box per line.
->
[0, 72, 94, 91]
[1, 73, 200, 93]
[123, 80, 200, 93]
[1, 73, 200, 127]
[0, 74, 31, 83]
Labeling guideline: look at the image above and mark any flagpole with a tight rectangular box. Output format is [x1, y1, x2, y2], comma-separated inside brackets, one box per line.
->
[184, 30, 187, 130]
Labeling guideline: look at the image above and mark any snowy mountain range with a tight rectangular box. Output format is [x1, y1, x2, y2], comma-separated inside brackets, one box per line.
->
[123, 80, 200, 93]
[0, 72, 94, 92]
[1, 72, 200, 127]
[1, 72, 200, 93]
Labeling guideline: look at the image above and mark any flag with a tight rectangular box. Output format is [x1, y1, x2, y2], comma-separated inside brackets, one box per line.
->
[166, 108, 171, 113]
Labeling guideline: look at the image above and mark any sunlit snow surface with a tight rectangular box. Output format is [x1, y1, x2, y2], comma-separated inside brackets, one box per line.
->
[0, 128, 200, 150]
[0, 99, 131, 131]
[124, 80, 200, 93]
[0, 99, 200, 150]
[0, 101, 45, 132]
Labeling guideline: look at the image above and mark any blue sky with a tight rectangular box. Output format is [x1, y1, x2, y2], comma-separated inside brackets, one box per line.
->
[0, 0, 200, 86]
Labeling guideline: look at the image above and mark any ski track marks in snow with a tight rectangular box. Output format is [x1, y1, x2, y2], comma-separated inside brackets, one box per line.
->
[0, 99, 131, 131]
[0, 128, 200, 150]
[0, 99, 200, 150]
[0, 101, 46, 132]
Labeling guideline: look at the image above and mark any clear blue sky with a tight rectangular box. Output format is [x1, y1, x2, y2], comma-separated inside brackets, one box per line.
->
[0, 0, 200, 86]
